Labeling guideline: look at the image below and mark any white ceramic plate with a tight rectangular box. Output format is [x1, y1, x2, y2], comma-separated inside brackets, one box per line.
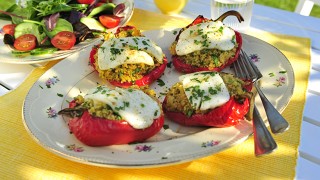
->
[22, 29, 294, 168]
[0, 0, 134, 64]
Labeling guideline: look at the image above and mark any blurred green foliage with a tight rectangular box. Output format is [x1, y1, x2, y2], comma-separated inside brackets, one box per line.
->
[0, 0, 15, 10]
[255, 0, 320, 18]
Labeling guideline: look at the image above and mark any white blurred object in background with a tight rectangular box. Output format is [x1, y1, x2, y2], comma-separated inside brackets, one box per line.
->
[211, 0, 254, 31]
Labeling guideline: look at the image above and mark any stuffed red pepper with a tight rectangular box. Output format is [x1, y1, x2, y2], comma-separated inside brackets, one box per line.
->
[59, 86, 164, 146]
[170, 15, 242, 73]
[162, 71, 252, 127]
[90, 26, 167, 88]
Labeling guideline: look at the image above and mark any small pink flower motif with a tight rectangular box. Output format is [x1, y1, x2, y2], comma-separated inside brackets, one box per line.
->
[273, 76, 286, 87]
[249, 54, 260, 62]
[46, 76, 59, 88]
[135, 145, 153, 152]
[66, 144, 84, 152]
[201, 140, 221, 148]
[46, 107, 57, 118]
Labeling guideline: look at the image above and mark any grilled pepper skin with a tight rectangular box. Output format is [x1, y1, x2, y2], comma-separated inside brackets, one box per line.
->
[162, 97, 249, 127]
[68, 101, 164, 146]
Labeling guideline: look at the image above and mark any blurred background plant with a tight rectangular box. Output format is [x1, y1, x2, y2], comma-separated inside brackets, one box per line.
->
[1, 0, 320, 18]
[255, 0, 320, 18]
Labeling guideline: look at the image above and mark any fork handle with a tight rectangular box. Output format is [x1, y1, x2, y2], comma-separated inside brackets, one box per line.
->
[255, 84, 290, 134]
[253, 106, 277, 156]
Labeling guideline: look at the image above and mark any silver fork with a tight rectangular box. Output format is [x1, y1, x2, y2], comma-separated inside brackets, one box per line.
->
[233, 50, 277, 156]
[236, 50, 290, 134]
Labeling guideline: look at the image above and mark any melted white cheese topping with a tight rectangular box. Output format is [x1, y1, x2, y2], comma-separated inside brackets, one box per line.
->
[175, 21, 236, 56]
[97, 37, 164, 70]
[179, 71, 230, 111]
[85, 86, 161, 129]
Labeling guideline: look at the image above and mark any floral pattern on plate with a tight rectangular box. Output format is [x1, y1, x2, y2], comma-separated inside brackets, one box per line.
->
[66, 144, 84, 152]
[46, 107, 58, 118]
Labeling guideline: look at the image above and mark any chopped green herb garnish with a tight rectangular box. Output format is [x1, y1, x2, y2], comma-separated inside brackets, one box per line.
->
[133, 37, 139, 44]
[202, 95, 211, 102]
[110, 48, 121, 56]
[129, 45, 138, 50]
[190, 78, 201, 83]
[231, 35, 236, 44]
[142, 40, 149, 46]
[99, 46, 106, 53]
[211, 55, 219, 66]
[194, 39, 201, 45]
[197, 29, 204, 35]
[157, 79, 165, 87]
[101, 89, 107, 94]
[160, 92, 167, 96]
[269, 72, 275, 77]
[209, 87, 218, 95]
[186, 109, 193, 117]
[124, 101, 130, 107]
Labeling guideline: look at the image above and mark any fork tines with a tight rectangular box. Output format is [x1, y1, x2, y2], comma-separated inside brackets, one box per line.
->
[234, 50, 262, 82]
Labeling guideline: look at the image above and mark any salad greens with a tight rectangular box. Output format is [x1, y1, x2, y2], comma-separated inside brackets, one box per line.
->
[34, 0, 87, 17]
[42, 18, 73, 38]
[0, 0, 126, 56]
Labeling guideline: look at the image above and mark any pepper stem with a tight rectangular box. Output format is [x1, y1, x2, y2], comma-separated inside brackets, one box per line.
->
[214, 10, 244, 23]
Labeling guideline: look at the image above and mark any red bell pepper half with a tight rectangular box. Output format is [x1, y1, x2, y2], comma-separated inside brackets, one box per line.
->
[89, 46, 168, 88]
[172, 15, 243, 73]
[67, 101, 164, 146]
[162, 79, 253, 128]
[89, 25, 167, 88]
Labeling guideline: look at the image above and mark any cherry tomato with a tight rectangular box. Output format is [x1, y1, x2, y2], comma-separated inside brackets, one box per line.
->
[2, 24, 16, 36]
[13, 34, 37, 51]
[67, 101, 164, 146]
[51, 31, 76, 50]
[99, 15, 121, 29]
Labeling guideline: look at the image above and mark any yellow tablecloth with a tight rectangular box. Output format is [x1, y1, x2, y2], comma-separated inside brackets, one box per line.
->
[0, 9, 310, 179]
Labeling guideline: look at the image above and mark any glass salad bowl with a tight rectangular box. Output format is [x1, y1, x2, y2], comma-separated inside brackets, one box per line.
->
[0, 0, 134, 64]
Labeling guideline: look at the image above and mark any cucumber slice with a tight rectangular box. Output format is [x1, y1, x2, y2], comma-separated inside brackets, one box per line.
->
[88, 3, 116, 18]
[80, 17, 106, 32]
[30, 48, 58, 55]
[11, 50, 30, 57]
